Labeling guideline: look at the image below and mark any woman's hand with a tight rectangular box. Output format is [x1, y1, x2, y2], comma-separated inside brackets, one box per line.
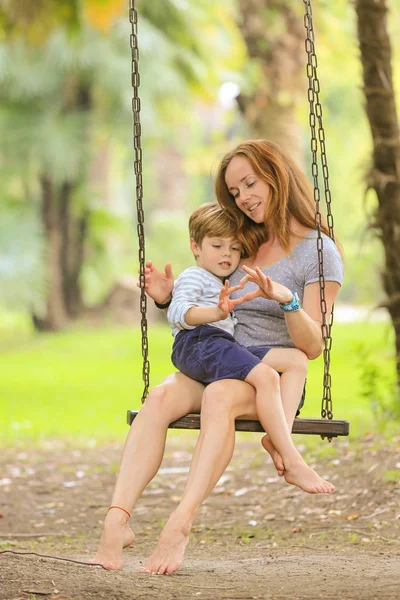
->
[238, 265, 293, 304]
[137, 260, 174, 304]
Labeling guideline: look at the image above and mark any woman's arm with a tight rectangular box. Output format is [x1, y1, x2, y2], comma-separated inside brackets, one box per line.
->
[285, 281, 340, 359]
[233, 266, 340, 360]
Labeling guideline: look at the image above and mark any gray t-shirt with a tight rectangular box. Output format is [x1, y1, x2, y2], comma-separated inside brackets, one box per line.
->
[229, 232, 344, 348]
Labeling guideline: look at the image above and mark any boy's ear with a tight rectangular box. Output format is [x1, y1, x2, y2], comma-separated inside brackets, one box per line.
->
[190, 238, 200, 258]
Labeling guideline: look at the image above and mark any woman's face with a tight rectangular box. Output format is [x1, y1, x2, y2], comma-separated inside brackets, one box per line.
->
[224, 156, 270, 224]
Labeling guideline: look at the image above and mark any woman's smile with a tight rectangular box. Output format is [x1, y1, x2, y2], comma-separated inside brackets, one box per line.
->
[224, 156, 270, 223]
[247, 201, 262, 214]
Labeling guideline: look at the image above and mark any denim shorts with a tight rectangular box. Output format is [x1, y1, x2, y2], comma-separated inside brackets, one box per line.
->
[171, 324, 272, 384]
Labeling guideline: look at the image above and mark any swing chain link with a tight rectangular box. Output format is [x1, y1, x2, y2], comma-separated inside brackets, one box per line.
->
[303, 0, 335, 424]
[130, 0, 150, 403]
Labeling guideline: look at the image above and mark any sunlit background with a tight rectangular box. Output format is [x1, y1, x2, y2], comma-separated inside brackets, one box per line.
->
[1, 0, 399, 443]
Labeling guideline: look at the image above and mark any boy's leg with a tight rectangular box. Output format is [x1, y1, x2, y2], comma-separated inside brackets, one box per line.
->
[261, 348, 308, 474]
[245, 362, 334, 494]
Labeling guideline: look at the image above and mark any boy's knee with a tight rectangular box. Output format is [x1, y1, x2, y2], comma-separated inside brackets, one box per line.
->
[250, 363, 280, 389]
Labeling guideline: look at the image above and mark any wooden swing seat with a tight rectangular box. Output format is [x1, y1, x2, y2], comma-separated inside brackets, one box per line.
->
[127, 410, 349, 437]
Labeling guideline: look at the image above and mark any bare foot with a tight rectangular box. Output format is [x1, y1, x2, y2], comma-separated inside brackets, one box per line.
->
[284, 461, 335, 494]
[91, 511, 135, 570]
[140, 518, 190, 575]
[261, 435, 284, 476]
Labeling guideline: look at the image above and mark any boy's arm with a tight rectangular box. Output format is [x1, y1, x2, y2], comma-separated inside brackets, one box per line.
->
[185, 305, 226, 326]
[185, 280, 243, 325]
[168, 269, 227, 330]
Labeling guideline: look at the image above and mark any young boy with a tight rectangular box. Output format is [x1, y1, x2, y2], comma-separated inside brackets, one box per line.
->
[167, 203, 334, 494]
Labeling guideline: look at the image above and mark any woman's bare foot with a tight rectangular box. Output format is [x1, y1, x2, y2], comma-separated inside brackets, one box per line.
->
[261, 435, 285, 476]
[91, 510, 135, 570]
[140, 517, 190, 575]
[284, 460, 335, 494]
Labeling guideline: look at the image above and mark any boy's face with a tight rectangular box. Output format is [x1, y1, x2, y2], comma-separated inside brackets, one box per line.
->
[190, 235, 242, 280]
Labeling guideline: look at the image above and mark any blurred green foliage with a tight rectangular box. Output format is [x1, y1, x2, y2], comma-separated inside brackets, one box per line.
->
[0, 320, 396, 444]
[1, 0, 400, 310]
[1, 2, 400, 437]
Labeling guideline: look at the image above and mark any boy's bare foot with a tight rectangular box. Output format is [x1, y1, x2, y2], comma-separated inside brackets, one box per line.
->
[284, 461, 335, 494]
[140, 517, 190, 575]
[261, 435, 284, 476]
[91, 511, 135, 570]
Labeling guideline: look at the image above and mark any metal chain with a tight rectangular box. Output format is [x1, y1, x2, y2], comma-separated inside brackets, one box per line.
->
[129, 0, 150, 403]
[303, 0, 335, 421]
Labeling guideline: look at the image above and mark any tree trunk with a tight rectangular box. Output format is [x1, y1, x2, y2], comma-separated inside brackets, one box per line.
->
[237, 0, 306, 163]
[32, 82, 91, 331]
[60, 182, 88, 318]
[33, 175, 89, 330]
[33, 176, 68, 331]
[355, 0, 400, 385]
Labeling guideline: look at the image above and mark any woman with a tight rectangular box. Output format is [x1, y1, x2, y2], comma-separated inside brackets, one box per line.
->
[92, 139, 343, 574]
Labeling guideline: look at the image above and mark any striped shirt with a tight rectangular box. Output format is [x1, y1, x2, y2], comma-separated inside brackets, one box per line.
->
[168, 266, 236, 337]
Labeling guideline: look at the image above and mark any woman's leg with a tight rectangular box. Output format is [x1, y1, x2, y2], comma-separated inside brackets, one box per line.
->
[141, 379, 258, 575]
[261, 348, 308, 474]
[91, 372, 204, 570]
[245, 363, 333, 494]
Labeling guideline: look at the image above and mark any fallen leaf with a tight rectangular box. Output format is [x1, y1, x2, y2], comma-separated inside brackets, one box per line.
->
[234, 488, 249, 497]
[292, 527, 302, 533]
[345, 513, 359, 521]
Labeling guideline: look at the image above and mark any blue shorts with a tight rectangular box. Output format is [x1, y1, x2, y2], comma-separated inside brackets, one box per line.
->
[171, 324, 272, 385]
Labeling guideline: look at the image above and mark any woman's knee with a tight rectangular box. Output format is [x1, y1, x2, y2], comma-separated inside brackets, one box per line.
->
[143, 384, 171, 417]
[201, 380, 255, 420]
[290, 349, 309, 375]
[143, 373, 203, 421]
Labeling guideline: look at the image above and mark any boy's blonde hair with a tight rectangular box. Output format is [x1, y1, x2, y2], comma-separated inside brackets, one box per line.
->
[189, 203, 249, 258]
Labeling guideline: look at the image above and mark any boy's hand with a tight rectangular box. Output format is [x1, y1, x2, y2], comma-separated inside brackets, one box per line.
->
[137, 260, 174, 304]
[217, 280, 242, 319]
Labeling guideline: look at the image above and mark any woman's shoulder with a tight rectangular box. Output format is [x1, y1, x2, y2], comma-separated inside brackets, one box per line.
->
[296, 231, 342, 259]
[295, 231, 344, 283]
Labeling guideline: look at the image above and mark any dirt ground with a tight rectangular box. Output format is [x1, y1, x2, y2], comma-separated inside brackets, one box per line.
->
[0, 432, 399, 600]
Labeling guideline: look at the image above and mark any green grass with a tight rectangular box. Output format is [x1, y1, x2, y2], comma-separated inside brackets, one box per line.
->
[0, 318, 397, 444]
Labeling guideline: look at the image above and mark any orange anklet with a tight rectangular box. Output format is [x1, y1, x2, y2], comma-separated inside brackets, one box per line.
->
[108, 505, 131, 518]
